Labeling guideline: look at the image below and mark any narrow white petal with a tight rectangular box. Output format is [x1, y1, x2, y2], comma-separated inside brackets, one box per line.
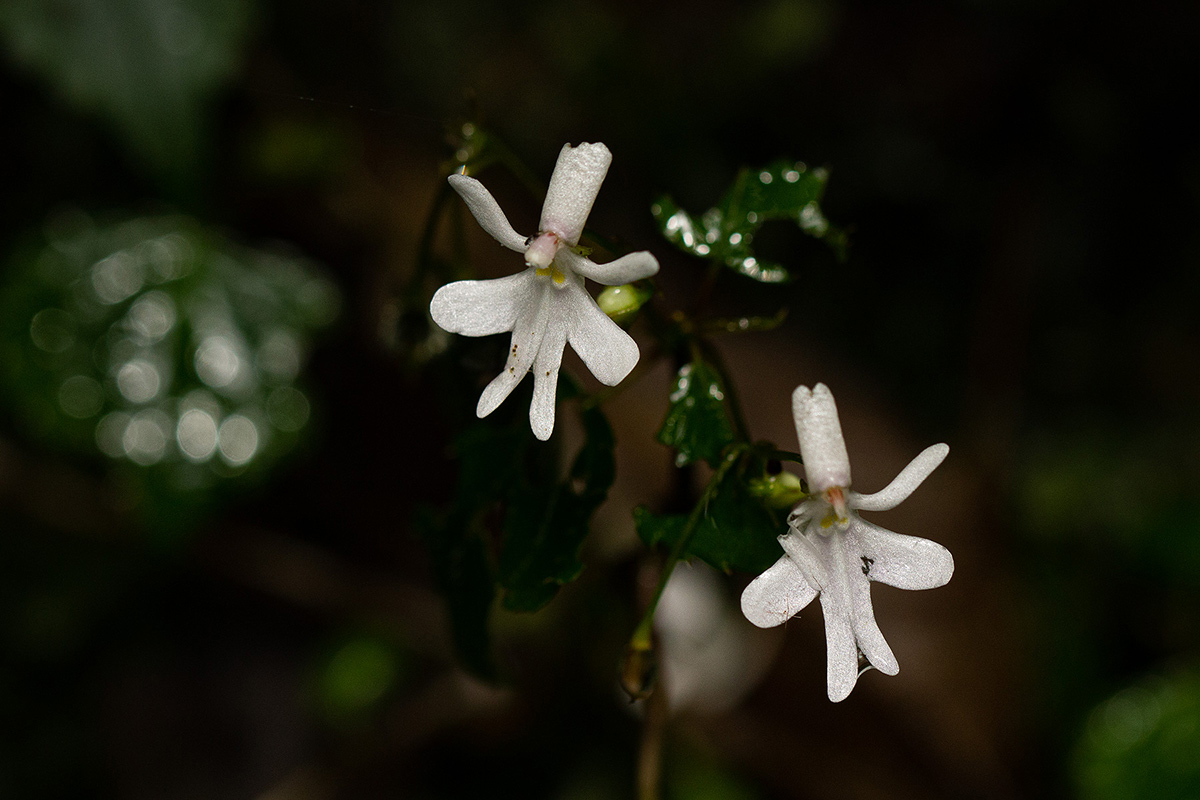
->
[740, 553, 818, 628]
[539, 142, 612, 245]
[850, 443, 949, 512]
[849, 517, 954, 591]
[820, 590, 861, 703]
[429, 271, 535, 336]
[808, 532, 860, 701]
[557, 248, 659, 286]
[476, 283, 552, 418]
[845, 545, 899, 676]
[563, 281, 640, 386]
[792, 383, 851, 492]
[529, 316, 567, 440]
[448, 174, 528, 253]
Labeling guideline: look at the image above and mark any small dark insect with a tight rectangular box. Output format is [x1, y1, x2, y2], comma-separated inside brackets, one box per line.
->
[861, 556, 874, 576]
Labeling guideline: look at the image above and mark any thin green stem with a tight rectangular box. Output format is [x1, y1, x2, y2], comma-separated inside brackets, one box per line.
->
[629, 445, 745, 650]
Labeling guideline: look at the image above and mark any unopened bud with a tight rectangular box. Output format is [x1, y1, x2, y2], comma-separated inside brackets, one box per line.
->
[748, 470, 806, 509]
[597, 284, 651, 324]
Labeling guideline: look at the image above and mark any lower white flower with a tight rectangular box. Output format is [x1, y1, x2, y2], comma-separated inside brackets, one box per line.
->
[740, 383, 954, 702]
[430, 142, 659, 440]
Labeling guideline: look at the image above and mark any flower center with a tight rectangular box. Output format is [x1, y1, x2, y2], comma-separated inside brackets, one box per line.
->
[819, 485, 850, 530]
[525, 232, 561, 269]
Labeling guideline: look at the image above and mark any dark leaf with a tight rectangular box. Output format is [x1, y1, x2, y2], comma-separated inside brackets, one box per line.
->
[634, 472, 783, 574]
[657, 360, 736, 467]
[498, 405, 616, 611]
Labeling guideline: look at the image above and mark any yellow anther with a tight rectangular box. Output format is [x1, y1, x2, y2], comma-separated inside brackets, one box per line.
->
[536, 266, 567, 284]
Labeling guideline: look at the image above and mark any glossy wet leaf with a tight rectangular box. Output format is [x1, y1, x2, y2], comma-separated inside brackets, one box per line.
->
[657, 360, 736, 467]
[0, 212, 338, 531]
[653, 160, 846, 283]
[499, 405, 616, 611]
[0, 0, 252, 186]
[635, 474, 782, 574]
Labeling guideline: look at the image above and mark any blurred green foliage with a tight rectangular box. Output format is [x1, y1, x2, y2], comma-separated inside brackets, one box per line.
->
[0, 0, 253, 189]
[0, 213, 338, 531]
[318, 635, 406, 723]
[1073, 671, 1200, 800]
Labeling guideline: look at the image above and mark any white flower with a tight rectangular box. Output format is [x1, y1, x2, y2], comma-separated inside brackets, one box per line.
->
[430, 142, 659, 440]
[740, 383, 954, 702]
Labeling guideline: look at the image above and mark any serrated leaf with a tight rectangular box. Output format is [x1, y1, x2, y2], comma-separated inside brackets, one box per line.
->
[657, 361, 736, 467]
[652, 160, 846, 283]
[634, 475, 783, 574]
[498, 405, 615, 611]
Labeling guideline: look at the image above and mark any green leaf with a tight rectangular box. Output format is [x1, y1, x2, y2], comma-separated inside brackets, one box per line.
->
[635, 473, 783, 574]
[657, 361, 736, 467]
[498, 405, 616, 611]
[652, 160, 847, 283]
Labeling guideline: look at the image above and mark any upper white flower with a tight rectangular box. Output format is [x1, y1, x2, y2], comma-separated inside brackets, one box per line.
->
[740, 383, 954, 702]
[430, 142, 659, 440]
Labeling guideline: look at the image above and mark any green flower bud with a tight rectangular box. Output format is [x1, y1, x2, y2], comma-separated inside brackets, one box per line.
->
[597, 284, 651, 324]
[748, 470, 806, 509]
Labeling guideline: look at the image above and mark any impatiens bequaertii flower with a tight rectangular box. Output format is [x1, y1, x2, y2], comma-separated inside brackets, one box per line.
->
[740, 384, 954, 702]
[430, 142, 659, 440]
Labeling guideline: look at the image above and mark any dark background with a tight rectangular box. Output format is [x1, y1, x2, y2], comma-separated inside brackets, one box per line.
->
[2, 1, 1199, 798]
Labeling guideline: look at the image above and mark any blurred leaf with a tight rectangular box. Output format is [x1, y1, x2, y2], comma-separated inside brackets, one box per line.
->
[0, 212, 339, 533]
[319, 636, 403, 721]
[499, 405, 616, 611]
[657, 360, 736, 468]
[1073, 671, 1200, 800]
[0, 0, 253, 187]
[653, 160, 846, 282]
[635, 470, 782, 574]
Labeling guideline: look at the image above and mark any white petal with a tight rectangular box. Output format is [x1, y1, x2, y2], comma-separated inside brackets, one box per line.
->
[850, 443, 949, 512]
[529, 316, 567, 440]
[448, 174, 528, 253]
[740, 552, 818, 628]
[539, 142, 611, 245]
[849, 517, 954, 591]
[793, 383, 850, 493]
[563, 281, 640, 386]
[801, 531, 860, 701]
[556, 248, 659, 286]
[429, 270, 536, 336]
[476, 282, 552, 418]
[846, 551, 899, 676]
[820, 590, 861, 703]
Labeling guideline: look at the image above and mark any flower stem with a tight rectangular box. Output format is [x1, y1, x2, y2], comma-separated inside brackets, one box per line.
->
[636, 683, 669, 800]
[628, 445, 744, 652]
